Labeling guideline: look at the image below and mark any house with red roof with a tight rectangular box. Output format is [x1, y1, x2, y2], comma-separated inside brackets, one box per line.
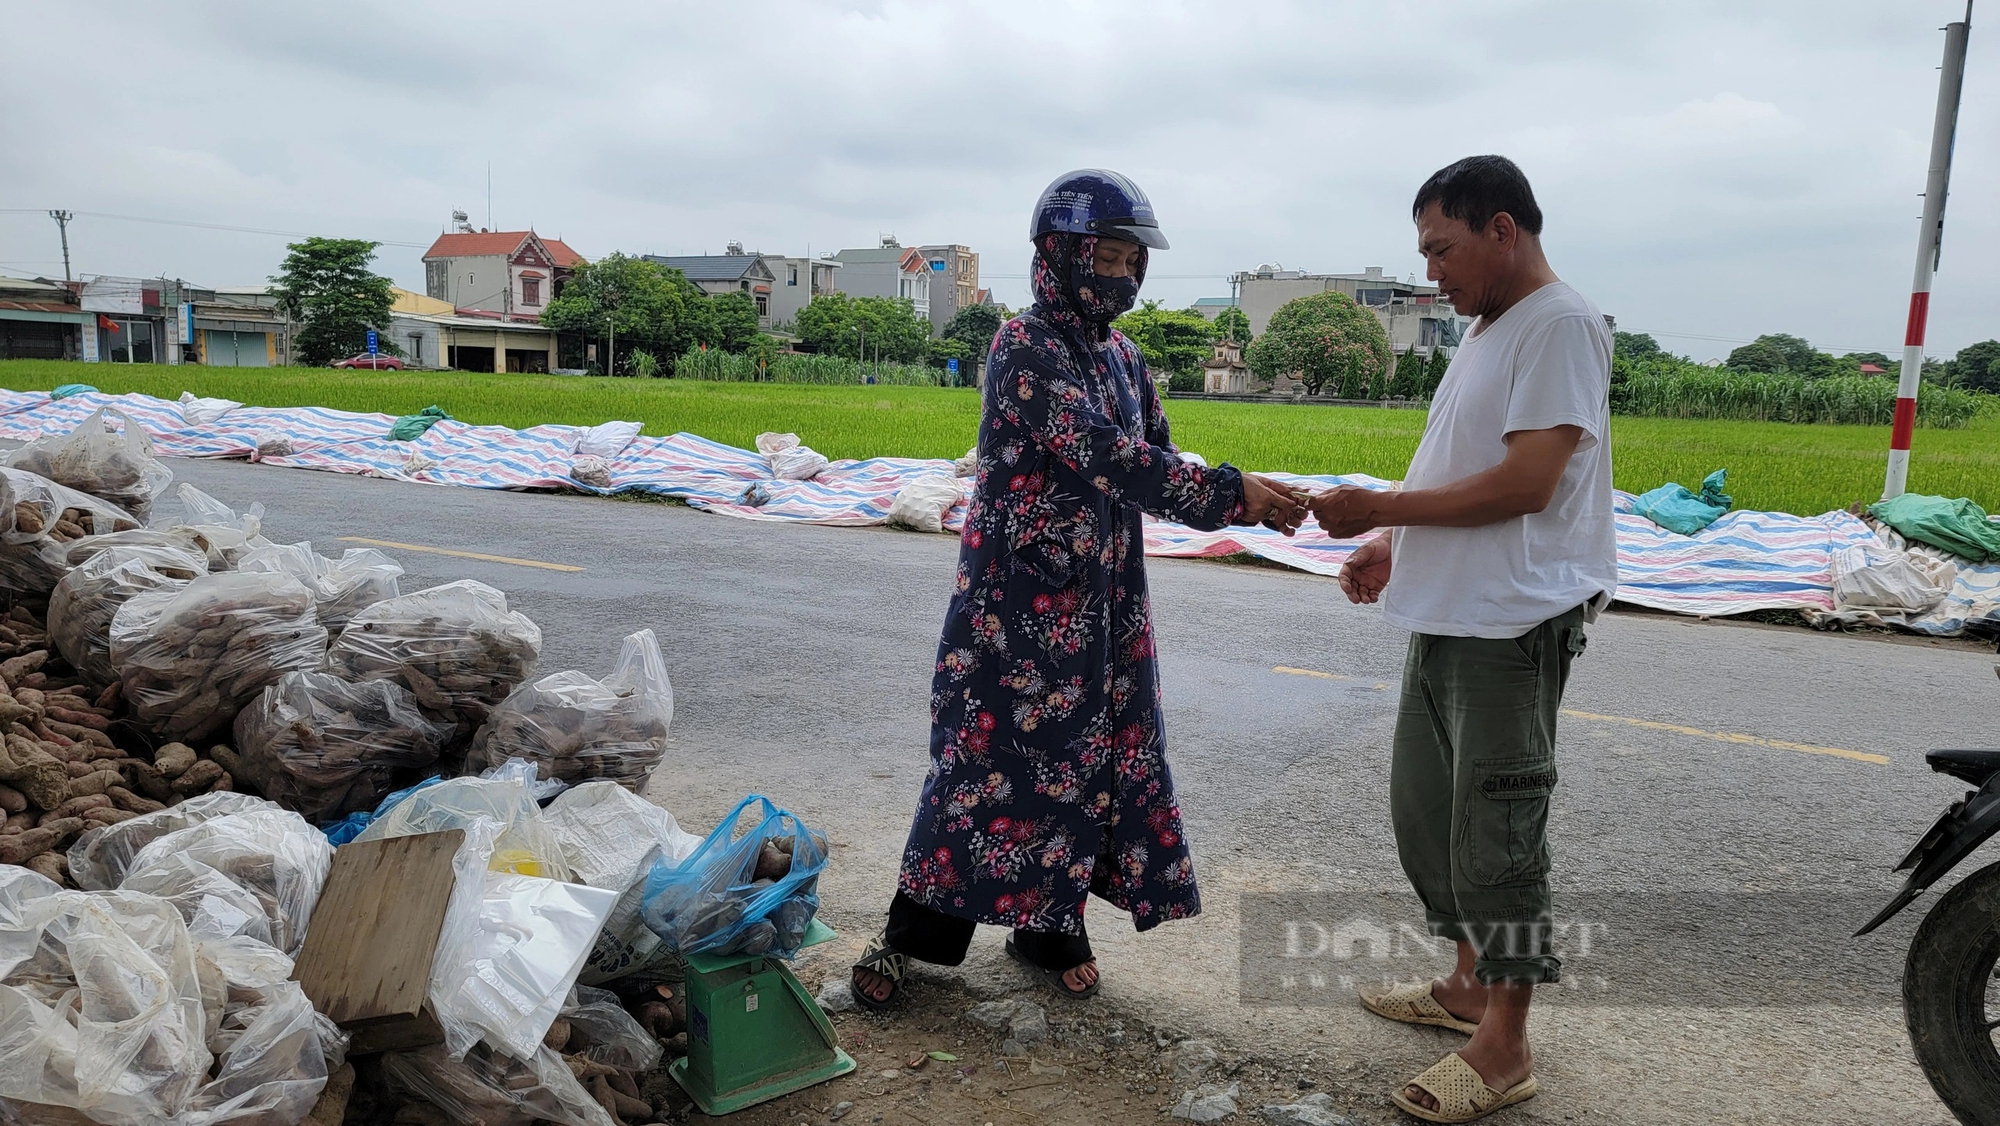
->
[420, 229, 583, 318]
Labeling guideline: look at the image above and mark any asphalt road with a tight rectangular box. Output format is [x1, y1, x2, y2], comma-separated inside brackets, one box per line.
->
[156, 455, 1996, 1126]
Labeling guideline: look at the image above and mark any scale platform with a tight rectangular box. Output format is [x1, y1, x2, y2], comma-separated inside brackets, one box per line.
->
[669, 918, 856, 1115]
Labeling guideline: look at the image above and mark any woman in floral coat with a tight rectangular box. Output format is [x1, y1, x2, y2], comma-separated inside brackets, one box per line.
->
[853, 170, 1304, 1005]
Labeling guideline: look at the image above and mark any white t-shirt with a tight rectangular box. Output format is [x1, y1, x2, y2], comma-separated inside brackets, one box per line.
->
[1381, 281, 1617, 639]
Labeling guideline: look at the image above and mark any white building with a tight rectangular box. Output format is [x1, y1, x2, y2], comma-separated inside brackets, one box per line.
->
[828, 237, 930, 324]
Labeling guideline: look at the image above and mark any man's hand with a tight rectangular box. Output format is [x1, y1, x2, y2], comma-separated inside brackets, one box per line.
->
[1308, 485, 1384, 539]
[1241, 473, 1307, 536]
[1337, 533, 1392, 604]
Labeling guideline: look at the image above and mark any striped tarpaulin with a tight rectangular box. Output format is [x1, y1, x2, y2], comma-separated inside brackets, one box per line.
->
[0, 388, 1931, 621]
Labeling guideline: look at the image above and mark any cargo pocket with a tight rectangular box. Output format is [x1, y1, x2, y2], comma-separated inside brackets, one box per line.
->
[1461, 756, 1556, 886]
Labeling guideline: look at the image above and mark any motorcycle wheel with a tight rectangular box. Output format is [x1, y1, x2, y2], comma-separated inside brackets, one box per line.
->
[1908, 859, 2000, 1126]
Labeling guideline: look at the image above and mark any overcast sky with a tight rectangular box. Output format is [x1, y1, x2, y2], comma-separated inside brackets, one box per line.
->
[2, 1, 1992, 361]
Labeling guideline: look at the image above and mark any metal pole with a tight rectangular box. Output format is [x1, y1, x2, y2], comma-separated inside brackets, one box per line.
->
[48, 211, 73, 282]
[1884, 2, 1973, 500]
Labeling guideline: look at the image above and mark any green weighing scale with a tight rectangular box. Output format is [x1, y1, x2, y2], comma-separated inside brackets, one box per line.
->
[670, 918, 856, 1114]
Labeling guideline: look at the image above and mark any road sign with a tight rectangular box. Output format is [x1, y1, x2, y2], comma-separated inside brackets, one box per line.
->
[947, 358, 959, 376]
[366, 328, 378, 355]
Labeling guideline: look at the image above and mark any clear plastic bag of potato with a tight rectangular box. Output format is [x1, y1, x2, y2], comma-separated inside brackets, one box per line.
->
[0, 466, 143, 595]
[4, 407, 174, 523]
[380, 1042, 614, 1126]
[66, 792, 275, 892]
[48, 542, 209, 687]
[120, 807, 334, 957]
[326, 579, 541, 735]
[109, 571, 329, 743]
[465, 629, 673, 791]
[237, 542, 402, 632]
[233, 671, 446, 824]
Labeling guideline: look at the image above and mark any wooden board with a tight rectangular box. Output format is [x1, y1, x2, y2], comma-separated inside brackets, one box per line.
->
[293, 828, 462, 1030]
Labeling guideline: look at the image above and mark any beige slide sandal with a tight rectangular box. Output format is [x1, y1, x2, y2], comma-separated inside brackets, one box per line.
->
[1390, 1052, 1538, 1123]
[1358, 979, 1479, 1035]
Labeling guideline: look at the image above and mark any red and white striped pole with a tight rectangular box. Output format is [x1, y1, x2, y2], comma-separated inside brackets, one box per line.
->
[1885, 3, 1973, 501]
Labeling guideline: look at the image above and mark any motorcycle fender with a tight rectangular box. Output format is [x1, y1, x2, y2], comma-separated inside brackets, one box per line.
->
[1859, 790, 2000, 936]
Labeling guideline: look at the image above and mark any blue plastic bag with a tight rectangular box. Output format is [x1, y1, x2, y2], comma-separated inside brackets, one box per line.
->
[321, 774, 445, 845]
[1633, 468, 1731, 536]
[49, 384, 96, 400]
[639, 794, 828, 960]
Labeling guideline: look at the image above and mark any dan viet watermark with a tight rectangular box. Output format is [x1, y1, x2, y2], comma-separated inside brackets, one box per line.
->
[1239, 889, 1911, 1009]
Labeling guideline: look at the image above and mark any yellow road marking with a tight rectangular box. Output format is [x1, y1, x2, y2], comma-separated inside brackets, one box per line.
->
[1271, 665, 1887, 766]
[336, 536, 585, 573]
[1559, 710, 1887, 766]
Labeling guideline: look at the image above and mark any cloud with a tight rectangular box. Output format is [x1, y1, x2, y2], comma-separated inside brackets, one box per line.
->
[0, 0, 1989, 359]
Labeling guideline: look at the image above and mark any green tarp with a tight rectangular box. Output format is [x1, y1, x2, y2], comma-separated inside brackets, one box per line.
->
[388, 405, 451, 442]
[1869, 493, 2000, 563]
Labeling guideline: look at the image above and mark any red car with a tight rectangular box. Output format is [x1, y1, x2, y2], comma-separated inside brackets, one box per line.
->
[332, 353, 406, 370]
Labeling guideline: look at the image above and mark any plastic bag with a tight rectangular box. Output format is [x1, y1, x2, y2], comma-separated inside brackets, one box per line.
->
[465, 629, 674, 791]
[560, 986, 662, 1073]
[178, 391, 243, 426]
[575, 421, 641, 460]
[0, 878, 210, 1123]
[351, 773, 573, 882]
[431, 872, 616, 1061]
[238, 541, 403, 632]
[0, 467, 143, 595]
[952, 447, 978, 477]
[388, 406, 451, 442]
[327, 580, 542, 740]
[318, 775, 443, 845]
[172, 484, 271, 571]
[380, 1043, 614, 1126]
[5, 408, 174, 523]
[109, 571, 329, 743]
[570, 456, 612, 490]
[545, 782, 704, 986]
[62, 526, 228, 571]
[232, 671, 448, 824]
[181, 979, 334, 1126]
[120, 807, 334, 956]
[886, 473, 963, 533]
[478, 756, 567, 802]
[640, 794, 828, 960]
[754, 431, 829, 480]
[48, 542, 209, 687]
[1632, 468, 1731, 536]
[1832, 542, 1958, 614]
[1869, 493, 2000, 563]
[67, 792, 276, 892]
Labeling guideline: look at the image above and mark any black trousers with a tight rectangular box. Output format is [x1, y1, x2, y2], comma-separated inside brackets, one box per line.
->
[885, 891, 1093, 971]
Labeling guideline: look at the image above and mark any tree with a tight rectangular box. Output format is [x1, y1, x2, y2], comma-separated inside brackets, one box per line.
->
[943, 302, 1004, 359]
[710, 291, 761, 353]
[1212, 305, 1251, 347]
[1725, 339, 1790, 374]
[1389, 347, 1426, 399]
[794, 292, 931, 364]
[1112, 301, 1217, 377]
[1727, 332, 1837, 377]
[1422, 348, 1450, 399]
[1243, 290, 1392, 397]
[540, 253, 717, 375]
[270, 237, 396, 368]
[1613, 331, 1661, 360]
[1947, 339, 2000, 393]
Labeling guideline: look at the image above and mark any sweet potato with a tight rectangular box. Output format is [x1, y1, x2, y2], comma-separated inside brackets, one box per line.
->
[153, 742, 197, 778]
[0, 783, 24, 814]
[0, 733, 70, 810]
[83, 806, 134, 826]
[52, 793, 111, 820]
[107, 785, 165, 815]
[23, 850, 65, 884]
[67, 769, 122, 797]
[125, 760, 173, 803]
[46, 707, 108, 731]
[0, 816, 82, 863]
[171, 759, 223, 795]
[0, 651, 47, 688]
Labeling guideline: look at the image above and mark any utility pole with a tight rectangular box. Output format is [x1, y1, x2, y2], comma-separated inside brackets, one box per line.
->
[48, 211, 73, 282]
[1884, 1, 1973, 500]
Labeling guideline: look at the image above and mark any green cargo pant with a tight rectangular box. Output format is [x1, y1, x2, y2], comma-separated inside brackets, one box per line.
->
[1390, 603, 1589, 985]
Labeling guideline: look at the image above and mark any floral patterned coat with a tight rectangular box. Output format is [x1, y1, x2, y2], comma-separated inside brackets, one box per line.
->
[896, 298, 1246, 935]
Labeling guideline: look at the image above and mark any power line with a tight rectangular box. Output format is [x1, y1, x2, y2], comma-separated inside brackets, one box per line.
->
[0, 208, 429, 248]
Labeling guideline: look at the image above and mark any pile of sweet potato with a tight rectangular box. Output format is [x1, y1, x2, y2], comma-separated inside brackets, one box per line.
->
[0, 602, 242, 887]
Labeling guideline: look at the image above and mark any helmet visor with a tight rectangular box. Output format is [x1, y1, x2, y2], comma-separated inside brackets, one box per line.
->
[1095, 219, 1170, 250]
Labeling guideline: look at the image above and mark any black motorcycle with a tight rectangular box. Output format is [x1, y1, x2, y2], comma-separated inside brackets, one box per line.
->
[1861, 736, 2000, 1125]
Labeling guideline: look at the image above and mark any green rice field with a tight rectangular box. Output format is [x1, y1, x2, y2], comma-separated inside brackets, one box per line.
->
[1, 359, 1993, 516]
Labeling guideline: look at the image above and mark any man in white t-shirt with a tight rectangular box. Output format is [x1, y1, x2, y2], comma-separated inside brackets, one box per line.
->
[1305, 155, 1614, 1123]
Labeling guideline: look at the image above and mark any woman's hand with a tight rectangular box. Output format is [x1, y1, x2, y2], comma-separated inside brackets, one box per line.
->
[1241, 473, 1307, 536]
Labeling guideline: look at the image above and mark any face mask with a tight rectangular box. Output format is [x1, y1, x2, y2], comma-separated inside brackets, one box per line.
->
[1074, 271, 1140, 323]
